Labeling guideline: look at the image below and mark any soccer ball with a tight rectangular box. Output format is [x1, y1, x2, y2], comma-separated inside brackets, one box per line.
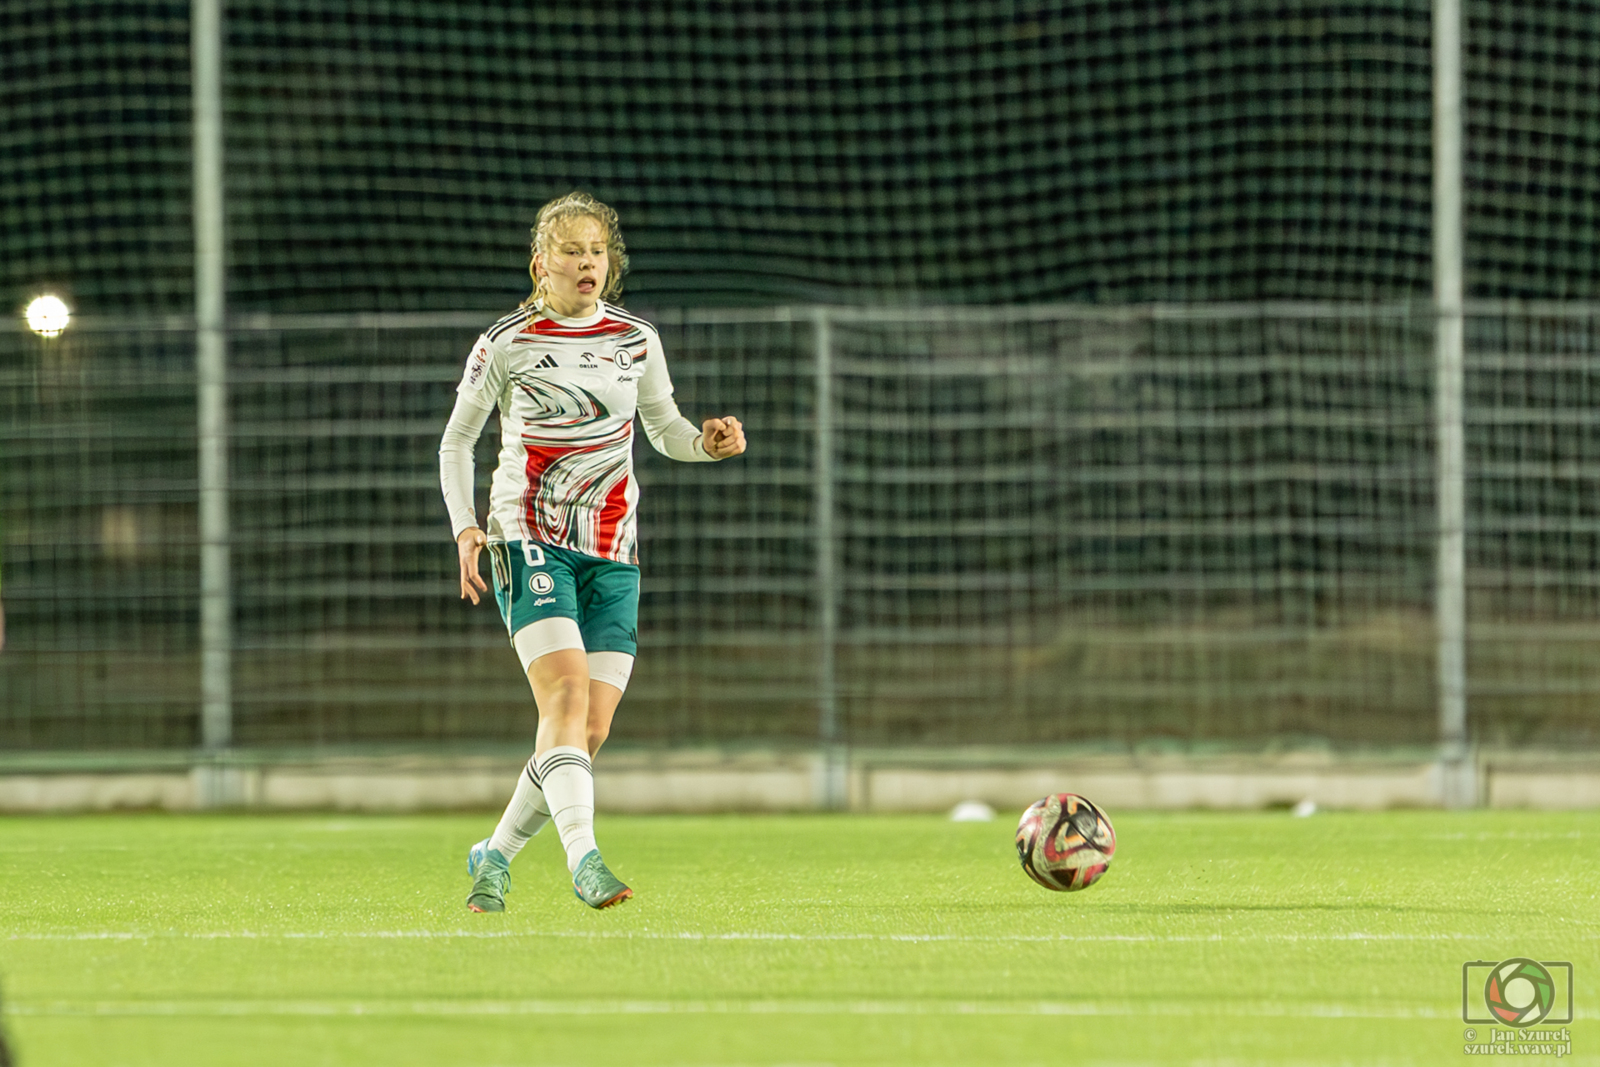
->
[1015, 793, 1117, 892]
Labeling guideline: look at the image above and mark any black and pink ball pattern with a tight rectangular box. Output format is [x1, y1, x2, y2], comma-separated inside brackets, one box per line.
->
[1015, 793, 1117, 892]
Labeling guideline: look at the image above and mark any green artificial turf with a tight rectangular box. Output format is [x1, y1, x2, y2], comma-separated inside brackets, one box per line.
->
[0, 810, 1595, 1066]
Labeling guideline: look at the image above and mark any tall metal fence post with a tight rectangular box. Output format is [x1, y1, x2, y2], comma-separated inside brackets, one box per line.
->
[193, 0, 236, 805]
[812, 308, 846, 809]
[1433, 0, 1477, 807]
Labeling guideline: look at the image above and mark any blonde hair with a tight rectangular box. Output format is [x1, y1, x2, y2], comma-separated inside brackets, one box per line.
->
[524, 191, 629, 308]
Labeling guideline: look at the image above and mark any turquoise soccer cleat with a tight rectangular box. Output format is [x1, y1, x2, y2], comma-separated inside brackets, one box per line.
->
[571, 849, 632, 909]
[467, 838, 496, 878]
[466, 838, 511, 913]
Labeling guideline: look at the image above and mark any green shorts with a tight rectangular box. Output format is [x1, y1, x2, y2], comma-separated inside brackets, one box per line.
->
[487, 540, 639, 656]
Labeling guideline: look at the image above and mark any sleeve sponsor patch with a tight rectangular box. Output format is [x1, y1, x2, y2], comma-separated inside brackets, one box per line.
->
[465, 341, 490, 389]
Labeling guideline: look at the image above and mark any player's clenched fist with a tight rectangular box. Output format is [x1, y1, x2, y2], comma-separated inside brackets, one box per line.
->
[700, 416, 747, 459]
[457, 527, 488, 604]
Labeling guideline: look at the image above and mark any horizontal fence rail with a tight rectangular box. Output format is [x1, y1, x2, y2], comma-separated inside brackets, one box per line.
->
[2, 305, 1600, 751]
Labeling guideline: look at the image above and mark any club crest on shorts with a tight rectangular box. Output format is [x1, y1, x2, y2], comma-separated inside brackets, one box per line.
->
[529, 572, 554, 595]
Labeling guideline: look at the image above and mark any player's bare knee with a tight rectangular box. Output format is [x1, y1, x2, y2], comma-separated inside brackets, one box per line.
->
[546, 673, 589, 714]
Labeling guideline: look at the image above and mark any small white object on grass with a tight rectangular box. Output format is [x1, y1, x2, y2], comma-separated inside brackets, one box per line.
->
[1292, 798, 1318, 818]
[949, 800, 995, 822]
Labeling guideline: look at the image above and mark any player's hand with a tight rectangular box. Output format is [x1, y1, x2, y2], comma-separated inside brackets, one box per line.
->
[699, 416, 747, 459]
[457, 528, 488, 605]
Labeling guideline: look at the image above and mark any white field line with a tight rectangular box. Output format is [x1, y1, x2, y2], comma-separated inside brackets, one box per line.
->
[2, 998, 1466, 1020]
[5, 929, 1593, 943]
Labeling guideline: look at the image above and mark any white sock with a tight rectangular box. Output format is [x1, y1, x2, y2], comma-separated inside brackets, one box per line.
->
[536, 745, 598, 872]
[486, 758, 550, 861]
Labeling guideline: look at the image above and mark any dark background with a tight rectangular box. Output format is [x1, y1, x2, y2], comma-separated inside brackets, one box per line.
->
[5, 1, 1596, 317]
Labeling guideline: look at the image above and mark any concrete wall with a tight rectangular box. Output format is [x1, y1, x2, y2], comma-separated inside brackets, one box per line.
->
[0, 749, 1595, 813]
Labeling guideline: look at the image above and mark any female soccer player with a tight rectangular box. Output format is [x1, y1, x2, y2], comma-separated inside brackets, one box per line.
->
[439, 192, 746, 912]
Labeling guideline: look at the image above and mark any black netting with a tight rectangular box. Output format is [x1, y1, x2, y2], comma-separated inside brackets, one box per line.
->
[10, 5, 1600, 753]
[0, 1, 193, 314]
[0, 1, 1468, 314]
[1465, 0, 1600, 299]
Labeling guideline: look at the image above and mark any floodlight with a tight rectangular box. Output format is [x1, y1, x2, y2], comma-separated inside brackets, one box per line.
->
[25, 295, 71, 337]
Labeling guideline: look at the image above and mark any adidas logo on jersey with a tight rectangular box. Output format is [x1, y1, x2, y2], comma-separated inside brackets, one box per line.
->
[534, 354, 559, 370]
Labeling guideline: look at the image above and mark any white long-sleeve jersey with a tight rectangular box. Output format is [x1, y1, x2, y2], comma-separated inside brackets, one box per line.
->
[439, 300, 714, 564]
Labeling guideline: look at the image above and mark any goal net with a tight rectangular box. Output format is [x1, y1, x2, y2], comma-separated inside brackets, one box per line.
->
[5, 2, 1600, 752]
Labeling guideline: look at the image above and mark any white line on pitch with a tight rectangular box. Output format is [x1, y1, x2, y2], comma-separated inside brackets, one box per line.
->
[7, 930, 1589, 943]
[3, 998, 1464, 1020]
